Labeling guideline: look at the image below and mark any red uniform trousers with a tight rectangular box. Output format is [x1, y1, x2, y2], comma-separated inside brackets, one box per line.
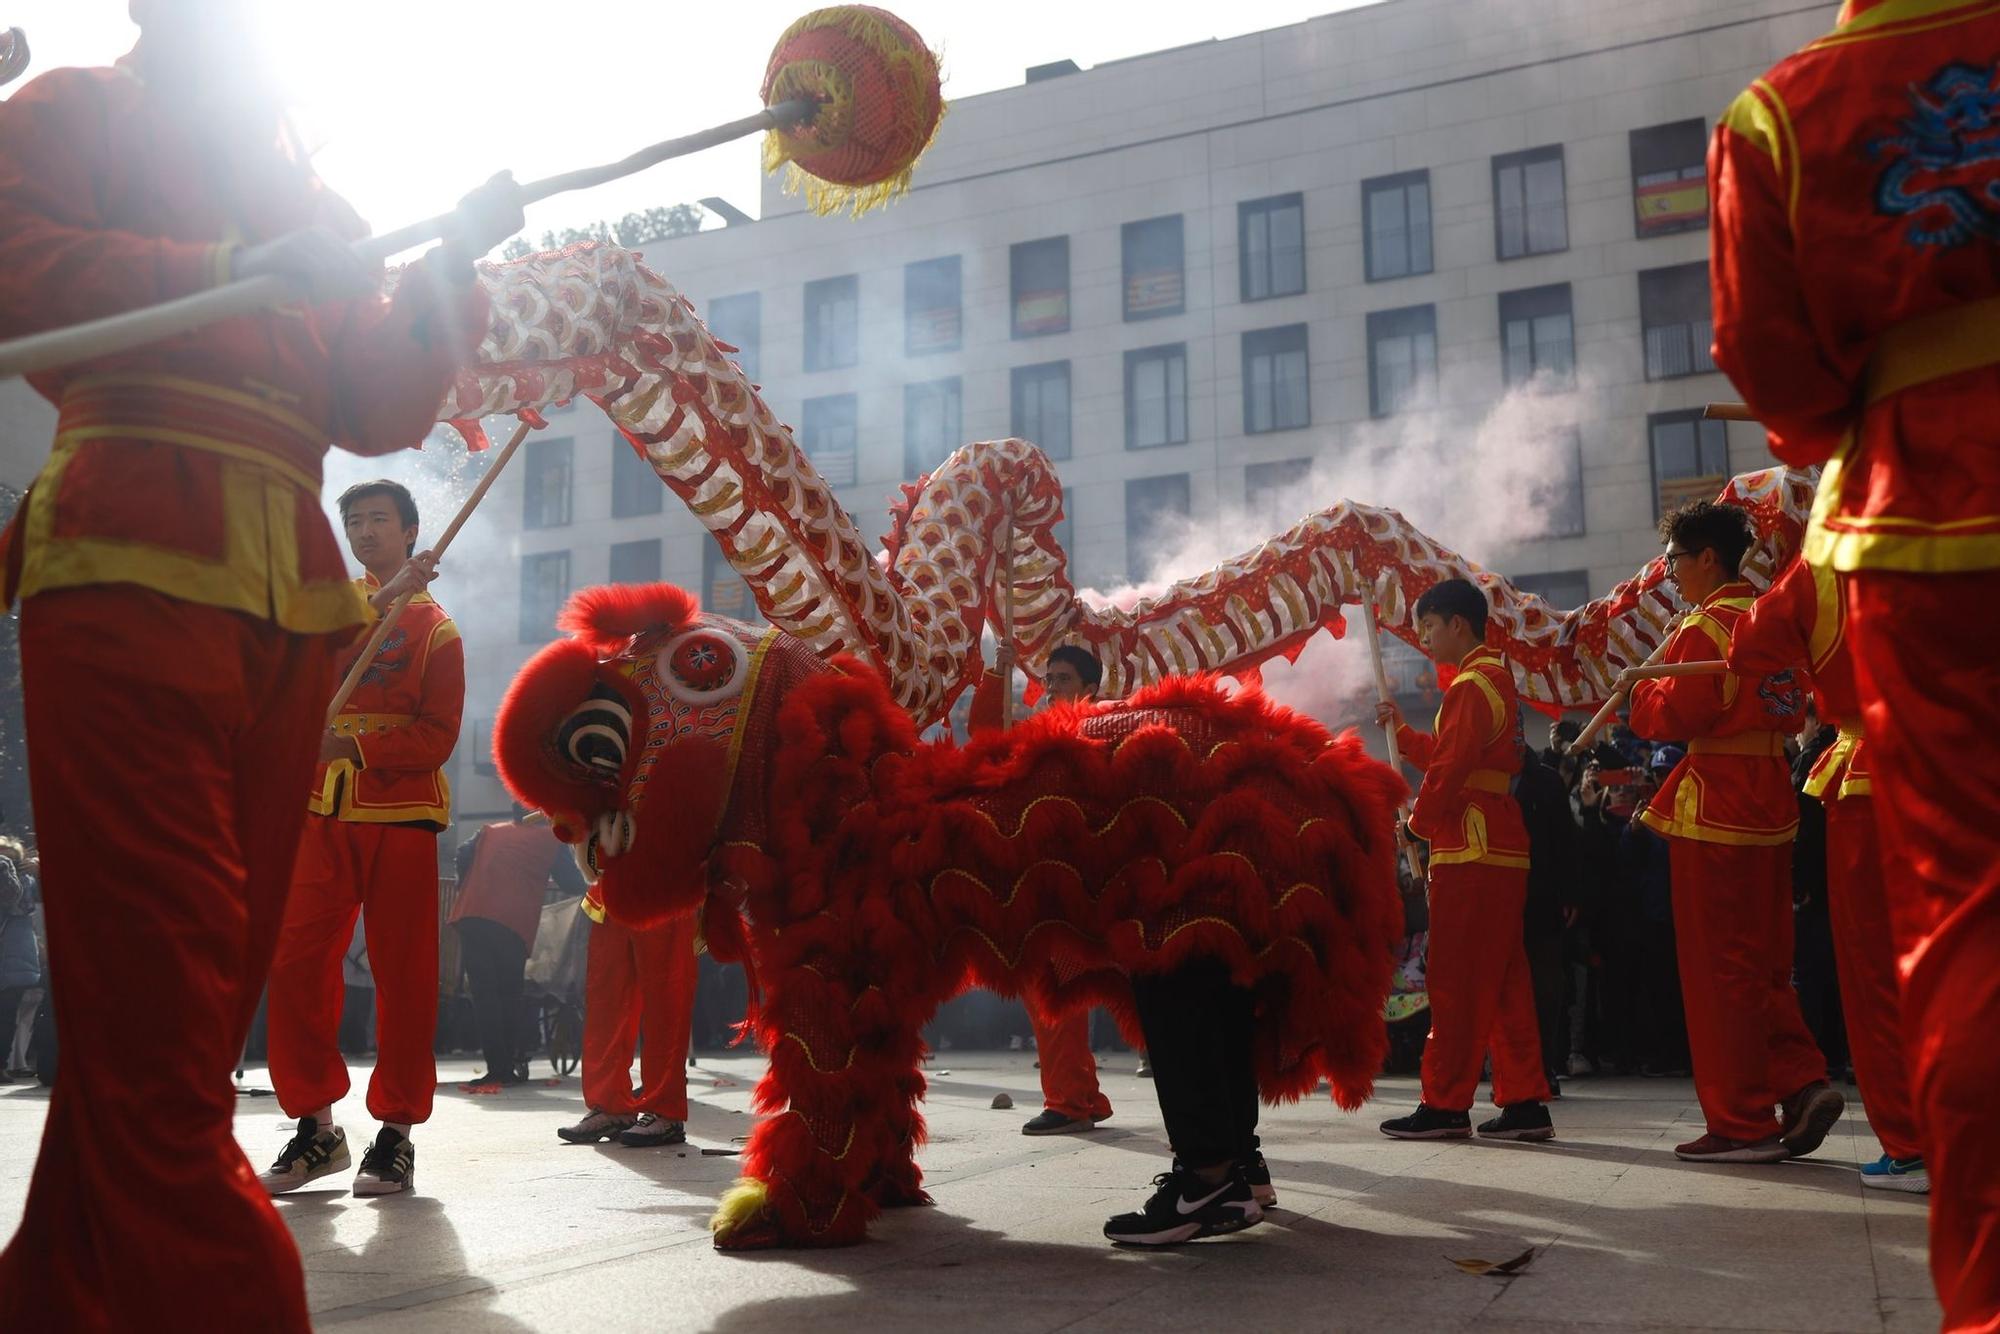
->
[267, 816, 439, 1127]
[1668, 840, 1825, 1142]
[1030, 1005, 1112, 1122]
[1847, 572, 2000, 1334]
[0, 588, 333, 1334]
[1823, 798, 1923, 1162]
[582, 914, 699, 1118]
[1420, 862, 1549, 1111]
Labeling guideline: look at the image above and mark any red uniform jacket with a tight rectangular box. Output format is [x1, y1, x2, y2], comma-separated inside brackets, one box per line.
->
[1727, 559, 1871, 802]
[1630, 581, 1808, 846]
[311, 583, 464, 831]
[1709, 0, 2000, 575]
[1396, 646, 1528, 869]
[0, 59, 490, 631]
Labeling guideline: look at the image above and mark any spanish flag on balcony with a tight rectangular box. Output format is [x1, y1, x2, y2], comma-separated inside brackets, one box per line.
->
[1636, 176, 1708, 233]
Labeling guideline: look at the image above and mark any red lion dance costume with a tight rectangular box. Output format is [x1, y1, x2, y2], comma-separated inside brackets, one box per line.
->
[493, 583, 1406, 1250]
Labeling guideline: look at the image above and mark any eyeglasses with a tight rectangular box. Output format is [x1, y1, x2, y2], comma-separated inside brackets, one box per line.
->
[1663, 549, 1695, 564]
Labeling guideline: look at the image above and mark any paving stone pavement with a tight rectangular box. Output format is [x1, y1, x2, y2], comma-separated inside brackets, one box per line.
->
[0, 1055, 1939, 1332]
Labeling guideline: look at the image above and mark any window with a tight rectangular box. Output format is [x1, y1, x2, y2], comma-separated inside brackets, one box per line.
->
[903, 377, 962, 478]
[1493, 146, 1567, 259]
[1240, 193, 1306, 300]
[1011, 237, 1069, 337]
[1649, 410, 1731, 519]
[1366, 305, 1437, 417]
[702, 540, 759, 622]
[1010, 362, 1071, 460]
[904, 255, 961, 356]
[1498, 284, 1575, 387]
[1512, 569, 1591, 610]
[707, 292, 760, 380]
[1363, 171, 1433, 281]
[610, 437, 662, 518]
[1639, 263, 1716, 380]
[1122, 215, 1185, 320]
[1125, 473, 1191, 583]
[1124, 343, 1189, 449]
[1246, 458, 1311, 532]
[522, 436, 573, 530]
[1242, 325, 1311, 433]
[1528, 429, 1586, 538]
[471, 718, 496, 776]
[519, 550, 570, 642]
[802, 393, 859, 486]
[803, 274, 858, 371]
[1630, 119, 1709, 238]
[609, 539, 662, 585]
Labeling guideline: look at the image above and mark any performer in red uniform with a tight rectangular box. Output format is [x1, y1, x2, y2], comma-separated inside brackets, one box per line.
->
[555, 890, 701, 1148]
[971, 646, 1117, 1138]
[1377, 578, 1552, 1144]
[1623, 502, 1839, 1164]
[1727, 558, 1925, 1191]
[0, 2, 512, 1326]
[261, 481, 466, 1198]
[1711, 4, 2000, 1325]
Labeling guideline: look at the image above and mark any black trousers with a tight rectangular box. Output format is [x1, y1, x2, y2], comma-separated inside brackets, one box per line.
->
[1522, 924, 1566, 1080]
[1131, 957, 1259, 1169]
[455, 918, 528, 1078]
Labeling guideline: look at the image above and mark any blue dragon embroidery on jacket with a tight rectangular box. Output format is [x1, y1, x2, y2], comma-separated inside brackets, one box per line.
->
[1869, 61, 2000, 249]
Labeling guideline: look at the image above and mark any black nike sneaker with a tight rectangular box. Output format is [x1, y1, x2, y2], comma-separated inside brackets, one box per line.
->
[354, 1127, 415, 1197]
[1477, 1101, 1556, 1142]
[1103, 1165, 1263, 1246]
[1243, 1150, 1277, 1208]
[1378, 1103, 1473, 1140]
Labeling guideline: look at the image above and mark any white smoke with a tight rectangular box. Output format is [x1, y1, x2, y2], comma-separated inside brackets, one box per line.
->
[1077, 370, 1597, 731]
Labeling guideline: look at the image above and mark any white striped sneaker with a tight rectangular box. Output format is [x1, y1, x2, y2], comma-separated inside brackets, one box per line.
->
[259, 1119, 349, 1195]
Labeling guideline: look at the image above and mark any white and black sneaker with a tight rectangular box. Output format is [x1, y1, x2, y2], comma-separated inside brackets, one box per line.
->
[1103, 1165, 1263, 1246]
[616, 1113, 687, 1147]
[259, 1118, 349, 1195]
[354, 1127, 415, 1197]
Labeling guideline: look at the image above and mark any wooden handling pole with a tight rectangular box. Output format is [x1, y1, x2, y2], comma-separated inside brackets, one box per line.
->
[0, 99, 820, 381]
[1703, 402, 1757, 421]
[1360, 588, 1426, 882]
[323, 419, 535, 726]
[1564, 625, 1690, 758]
[998, 500, 1017, 730]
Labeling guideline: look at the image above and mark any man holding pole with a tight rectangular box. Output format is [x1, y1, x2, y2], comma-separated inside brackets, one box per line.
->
[0, 1, 515, 1325]
[1621, 501, 1838, 1165]
[972, 644, 1117, 1140]
[1375, 578, 1553, 1144]
[1708, 3, 2000, 1323]
[1726, 558, 1924, 1192]
[262, 480, 466, 1198]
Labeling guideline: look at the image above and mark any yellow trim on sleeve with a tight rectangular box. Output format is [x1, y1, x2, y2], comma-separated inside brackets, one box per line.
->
[1720, 82, 1802, 229]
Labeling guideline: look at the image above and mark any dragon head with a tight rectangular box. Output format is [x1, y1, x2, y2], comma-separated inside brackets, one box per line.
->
[494, 583, 779, 928]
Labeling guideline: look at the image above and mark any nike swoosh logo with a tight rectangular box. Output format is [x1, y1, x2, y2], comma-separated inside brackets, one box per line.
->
[1176, 1181, 1231, 1215]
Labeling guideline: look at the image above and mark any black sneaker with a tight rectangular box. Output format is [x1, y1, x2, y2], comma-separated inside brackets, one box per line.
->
[616, 1113, 687, 1147]
[354, 1127, 415, 1196]
[1379, 1104, 1472, 1140]
[1021, 1109, 1098, 1136]
[1103, 1166, 1262, 1246]
[1243, 1151, 1277, 1208]
[1477, 1102, 1556, 1142]
[557, 1108, 636, 1144]
[259, 1118, 350, 1195]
